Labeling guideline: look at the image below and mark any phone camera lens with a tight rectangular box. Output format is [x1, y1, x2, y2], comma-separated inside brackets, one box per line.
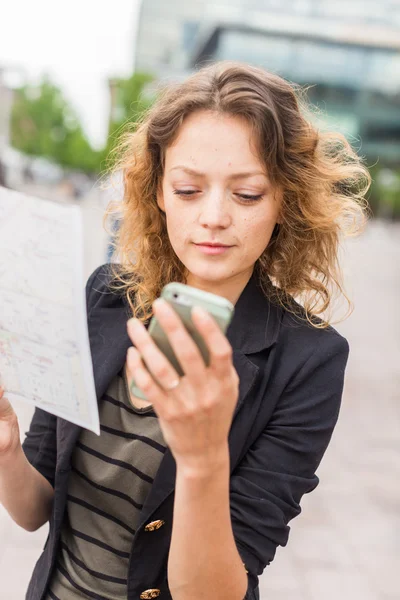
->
[173, 293, 179, 300]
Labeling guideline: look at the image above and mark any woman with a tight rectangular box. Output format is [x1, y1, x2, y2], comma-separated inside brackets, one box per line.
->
[0, 61, 369, 600]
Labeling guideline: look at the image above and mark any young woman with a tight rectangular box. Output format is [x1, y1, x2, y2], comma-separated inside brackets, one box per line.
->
[0, 61, 369, 600]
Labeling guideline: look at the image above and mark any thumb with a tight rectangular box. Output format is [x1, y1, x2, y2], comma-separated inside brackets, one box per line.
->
[0, 387, 15, 420]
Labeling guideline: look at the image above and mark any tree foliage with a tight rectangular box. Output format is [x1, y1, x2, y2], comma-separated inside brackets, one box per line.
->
[10, 77, 101, 173]
[100, 71, 155, 169]
[10, 72, 155, 174]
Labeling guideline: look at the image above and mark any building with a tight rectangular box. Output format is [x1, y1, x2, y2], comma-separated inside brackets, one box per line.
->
[134, 0, 400, 162]
[134, 0, 400, 73]
[134, 0, 204, 74]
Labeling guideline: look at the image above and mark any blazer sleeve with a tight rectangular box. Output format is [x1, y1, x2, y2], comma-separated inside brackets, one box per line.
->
[22, 265, 104, 487]
[230, 333, 349, 599]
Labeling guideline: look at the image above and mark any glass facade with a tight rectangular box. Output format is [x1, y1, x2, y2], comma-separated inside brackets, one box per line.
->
[134, 0, 204, 72]
[211, 29, 400, 93]
[135, 0, 400, 73]
[134, 0, 400, 160]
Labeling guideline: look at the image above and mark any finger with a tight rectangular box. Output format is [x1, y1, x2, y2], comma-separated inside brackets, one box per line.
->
[126, 346, 167, 408]
[151, 299, 206, 380]
[0, 387, 15, 419]
[191, 307, 233, 375]
[127, 318, 180, 389]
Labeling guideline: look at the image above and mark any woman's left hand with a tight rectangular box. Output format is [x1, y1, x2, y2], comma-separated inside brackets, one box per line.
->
[126, 298, 239, 475]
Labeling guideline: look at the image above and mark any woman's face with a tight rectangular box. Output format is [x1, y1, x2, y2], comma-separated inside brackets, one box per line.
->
[157, 110, 282, 300]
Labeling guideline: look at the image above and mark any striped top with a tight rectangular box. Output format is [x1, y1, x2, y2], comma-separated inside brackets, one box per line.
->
[45, 366, 167, 600]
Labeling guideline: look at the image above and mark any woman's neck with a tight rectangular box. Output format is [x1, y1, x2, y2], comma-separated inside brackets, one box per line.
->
[186, 267, 254, 305]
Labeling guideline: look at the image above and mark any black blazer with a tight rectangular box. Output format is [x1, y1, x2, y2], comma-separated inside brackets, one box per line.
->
[22, 264, 349, 600]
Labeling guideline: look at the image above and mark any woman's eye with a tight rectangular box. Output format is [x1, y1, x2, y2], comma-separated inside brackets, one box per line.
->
[236, 193, 264, 203]
[173, 189, 199, 197]
[172, 190, 263, 202]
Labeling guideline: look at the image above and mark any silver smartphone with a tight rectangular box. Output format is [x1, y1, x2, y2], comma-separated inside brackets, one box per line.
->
[129, 282, 234, 400]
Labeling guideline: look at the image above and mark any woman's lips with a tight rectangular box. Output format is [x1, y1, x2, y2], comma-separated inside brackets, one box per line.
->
[194, 243, 233, 255]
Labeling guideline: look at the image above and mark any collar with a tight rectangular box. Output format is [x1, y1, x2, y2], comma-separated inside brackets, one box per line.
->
[226, 271, 282, 354]
[86, 265, 281, 402]
[90, 264, 282, 354]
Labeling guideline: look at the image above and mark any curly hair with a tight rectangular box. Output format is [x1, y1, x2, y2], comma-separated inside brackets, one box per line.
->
[103, 60, 370, 328]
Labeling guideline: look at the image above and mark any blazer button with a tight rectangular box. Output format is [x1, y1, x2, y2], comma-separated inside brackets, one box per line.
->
[144, 519, 165, 532]
[140, 589, 161, 599]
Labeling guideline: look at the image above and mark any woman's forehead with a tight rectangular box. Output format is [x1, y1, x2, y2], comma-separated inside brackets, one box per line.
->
[164, 113, 266, 174]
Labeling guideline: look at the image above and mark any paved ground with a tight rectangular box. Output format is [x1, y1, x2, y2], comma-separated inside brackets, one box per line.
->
[0, 187, 399, 599]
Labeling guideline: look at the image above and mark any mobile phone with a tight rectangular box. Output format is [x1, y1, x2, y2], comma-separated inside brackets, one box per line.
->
[129, 282, 234, 400]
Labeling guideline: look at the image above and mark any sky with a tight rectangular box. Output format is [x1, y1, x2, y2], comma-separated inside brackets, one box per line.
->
[0, 0, 140, 148]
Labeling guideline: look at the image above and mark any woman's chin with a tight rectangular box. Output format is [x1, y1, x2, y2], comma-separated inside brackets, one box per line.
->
[185, 263, 237, 285]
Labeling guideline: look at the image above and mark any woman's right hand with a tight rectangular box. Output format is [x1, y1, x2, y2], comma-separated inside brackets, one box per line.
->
[0, 386, 20, 460]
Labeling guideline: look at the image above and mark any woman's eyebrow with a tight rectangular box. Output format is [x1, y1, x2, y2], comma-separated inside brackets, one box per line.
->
[169, 166, 268, 179]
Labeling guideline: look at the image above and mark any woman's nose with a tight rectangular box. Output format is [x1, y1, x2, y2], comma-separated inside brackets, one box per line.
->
[198, 191, 231, 229]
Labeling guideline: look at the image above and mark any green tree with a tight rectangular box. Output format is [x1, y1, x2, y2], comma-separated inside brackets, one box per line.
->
[101, 72, 155, 168]
[10, 72, 156, 175]
[10, 77, 100, 173]
[108, 72, 154, 134]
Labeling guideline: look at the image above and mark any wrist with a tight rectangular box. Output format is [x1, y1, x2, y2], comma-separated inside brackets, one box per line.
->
[175, 444, 230, 481]
[0, 438, 23, 471]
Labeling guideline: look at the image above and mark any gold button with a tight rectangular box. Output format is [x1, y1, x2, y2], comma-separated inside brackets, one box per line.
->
[140, 589, 161, 599]
[144, 519, 165, 532]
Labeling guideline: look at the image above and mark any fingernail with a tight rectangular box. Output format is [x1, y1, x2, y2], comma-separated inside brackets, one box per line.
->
[153, 298, 169, 313]
[128, 318, 140, 329]
[128, 347, 137, 359]
[192, 306, 209, 320]
[153, 298, 167, 308]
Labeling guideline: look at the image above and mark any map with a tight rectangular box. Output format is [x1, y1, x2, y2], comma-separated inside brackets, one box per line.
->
[0, 187, 99, 434]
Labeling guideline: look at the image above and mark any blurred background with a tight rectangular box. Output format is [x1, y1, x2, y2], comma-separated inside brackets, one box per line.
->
[0, 1, 399, 599]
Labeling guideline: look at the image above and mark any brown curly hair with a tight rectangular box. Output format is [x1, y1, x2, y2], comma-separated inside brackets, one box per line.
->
[103, 60, 370, 328]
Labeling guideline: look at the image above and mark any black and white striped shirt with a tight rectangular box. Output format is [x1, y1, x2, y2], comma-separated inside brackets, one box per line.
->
[45, 366, 166, 600]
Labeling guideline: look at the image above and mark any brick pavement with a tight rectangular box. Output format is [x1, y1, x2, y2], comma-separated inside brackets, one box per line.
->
[0, 205, 398, 599]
